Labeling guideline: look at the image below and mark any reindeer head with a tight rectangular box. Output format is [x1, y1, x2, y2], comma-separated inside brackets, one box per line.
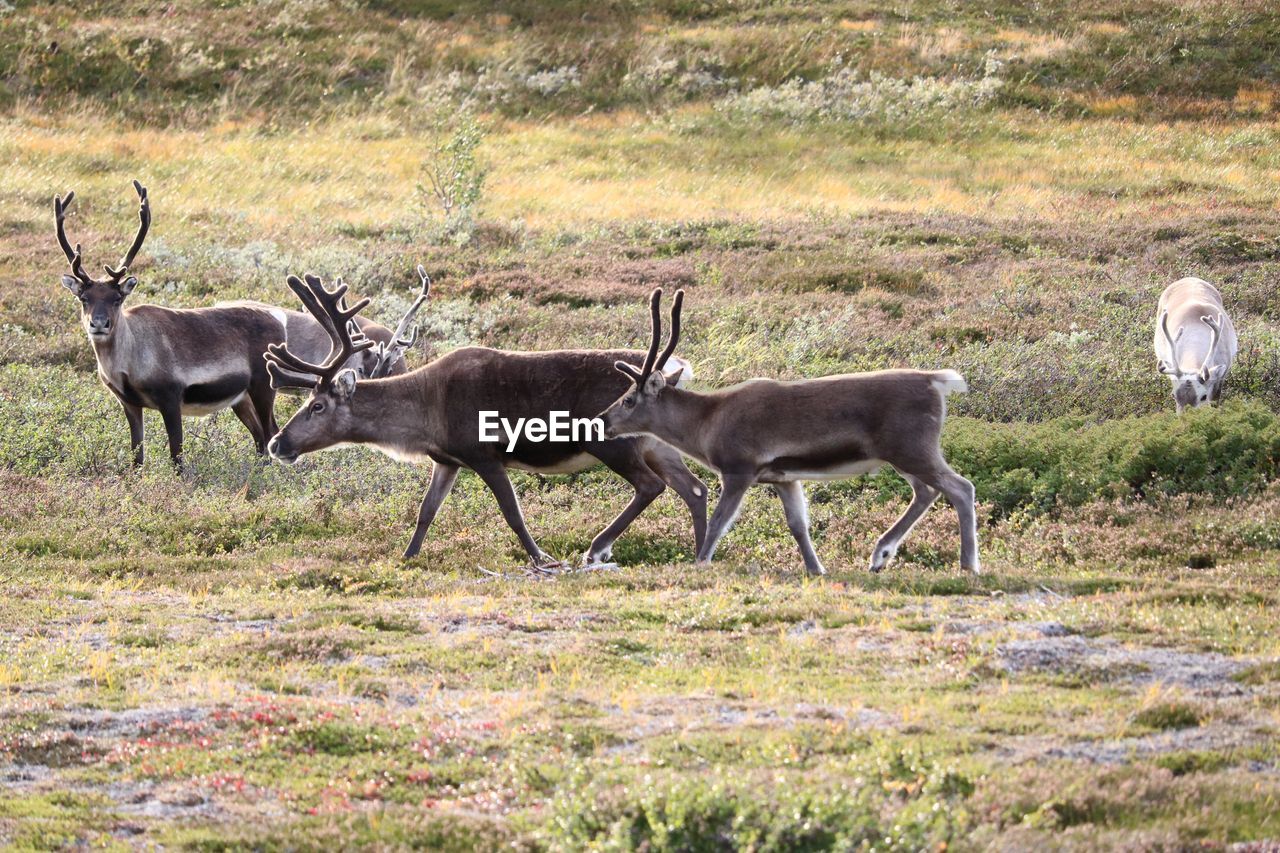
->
[600, 287, 686, 439]
[265, 271, 430, 463]
[263, 274, 376, 464]
[1158, 310, 1227, 413]
[54, 181, 150, 343]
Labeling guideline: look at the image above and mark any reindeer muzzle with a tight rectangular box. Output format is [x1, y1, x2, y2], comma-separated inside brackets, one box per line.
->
[267, 435, 298, 464]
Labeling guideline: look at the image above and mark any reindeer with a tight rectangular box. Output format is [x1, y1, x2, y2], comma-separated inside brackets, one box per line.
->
[54, 180, 403, 469]
[263, 274, 709, 566]
[597, 289, 979, 576]
[1155, 277, 1238, 413]
[224, 264, 430, 381]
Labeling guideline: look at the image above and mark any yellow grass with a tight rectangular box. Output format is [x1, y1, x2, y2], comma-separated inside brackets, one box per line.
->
[2, 110, 1277, 241]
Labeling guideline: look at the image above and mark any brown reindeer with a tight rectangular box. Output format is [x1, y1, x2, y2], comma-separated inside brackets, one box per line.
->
[55, 181, 404, 469]
[598, 289, 979, 576]
[264, 273, 709, 566]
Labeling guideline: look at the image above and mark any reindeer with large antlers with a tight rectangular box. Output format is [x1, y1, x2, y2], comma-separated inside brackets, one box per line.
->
[597, 289, 979, 576]
[224, 264, 428, 383]
[1154, 277, 1238, 413]
[54, 181, 404, 469]
[264, 274, 709, 566]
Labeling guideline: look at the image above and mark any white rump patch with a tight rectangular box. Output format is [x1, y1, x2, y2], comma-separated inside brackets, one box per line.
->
[932, 370, 968, 396]
[667, 356, 694, 387]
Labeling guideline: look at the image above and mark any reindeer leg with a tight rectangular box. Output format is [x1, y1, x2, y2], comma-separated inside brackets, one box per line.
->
[402, 463, 459, 559]
[472, 463, 555, 567]
[645, 443, 708, 556]
[697, 473, 754, 564]
[894, 459, 978, 574]
[249, 382, 279, 444]
[934, 466, 980, 574]
[773, 481, 825, 576]
[227, 398, 268, 499]
[231, 397, 267, 455]
[584, 442, 666, 566]
[157, 397, 185, 473]
[869, 472, 940, 573]
[120, 400, 145, 469]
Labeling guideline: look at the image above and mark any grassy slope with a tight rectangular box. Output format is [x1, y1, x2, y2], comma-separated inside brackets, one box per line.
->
[2, 1, 1280, 849]
[2, 0, 1278, 121]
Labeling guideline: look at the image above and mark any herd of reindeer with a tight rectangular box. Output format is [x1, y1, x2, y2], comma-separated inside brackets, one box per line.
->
[51, 181, 1242, 576]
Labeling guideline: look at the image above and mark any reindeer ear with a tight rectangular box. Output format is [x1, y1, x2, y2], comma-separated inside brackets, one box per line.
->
[333, 368, 358, 399]
[643, 370, 667, 394]
[117, 276, 137, 296]
[614, 360, 643, 383]
[662, 364, 685, 387]
[1157, 359, 1175, 375]
[61, 275, 85, 296]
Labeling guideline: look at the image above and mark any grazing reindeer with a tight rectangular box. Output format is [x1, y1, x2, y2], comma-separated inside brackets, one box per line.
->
[216, 298, 407, 383]
[54, 181, 404, 469]
[231, 264, 431, 381]
[1155, 277, 1238, 413]
[598, 289, 979, 576]
[350, 265, 433, 379]
[264, 274, 708, 566]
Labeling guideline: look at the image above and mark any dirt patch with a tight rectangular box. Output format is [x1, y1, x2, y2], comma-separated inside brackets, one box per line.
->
[1043, 723, 1273, 765]
[1001, 722, 1278, 767]
[997, 636, 1250, 694]
[63, 705, 212, 739]
[108, 780, 223, 820]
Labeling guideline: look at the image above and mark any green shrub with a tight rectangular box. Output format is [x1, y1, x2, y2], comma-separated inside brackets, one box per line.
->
[941, 402, 1280, 518]
[543, 749, 973, 851]
[292, 721, 385, 757]
[1130, 701, 1203, 732]
[417, 108, 488, 245]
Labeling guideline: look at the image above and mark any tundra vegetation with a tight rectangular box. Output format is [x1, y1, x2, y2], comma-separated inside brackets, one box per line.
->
[1, 0, 1280, 849]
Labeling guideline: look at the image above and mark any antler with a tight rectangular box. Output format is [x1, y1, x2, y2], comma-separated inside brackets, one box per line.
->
[264, 274, 375, 390]
[1158, 310, 1185, 375]
[104, 180, 150, 280]
[639, 287, 665, 378]
[368, 265, 432, 379]
[618, 287, 687, 384]
[54, 191, 91, 284]
[655, 289, 684, 374]
[1198, 313, 1223, 380]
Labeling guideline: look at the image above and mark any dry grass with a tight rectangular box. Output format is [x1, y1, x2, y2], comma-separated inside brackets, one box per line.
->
[3, 111, 1279, 238]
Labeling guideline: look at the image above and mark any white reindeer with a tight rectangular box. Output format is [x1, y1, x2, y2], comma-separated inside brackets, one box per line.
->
[1154, 278, 1237, 413]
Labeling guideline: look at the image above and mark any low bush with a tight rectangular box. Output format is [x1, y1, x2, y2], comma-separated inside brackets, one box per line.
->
[542, 749, 973, 850]
[941, 402, 1280, 518]
[716, 58, 1003, 134]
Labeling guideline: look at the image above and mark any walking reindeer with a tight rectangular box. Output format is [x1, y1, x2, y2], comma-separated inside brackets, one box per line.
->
[1154, 277, 1237, 413]
[263, 274, 709, 566]
[598, 289, 979, 576]
[54, 181, 404, 468]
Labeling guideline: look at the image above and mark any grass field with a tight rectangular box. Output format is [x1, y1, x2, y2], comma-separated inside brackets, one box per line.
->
[3, 1, 1280, 849]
